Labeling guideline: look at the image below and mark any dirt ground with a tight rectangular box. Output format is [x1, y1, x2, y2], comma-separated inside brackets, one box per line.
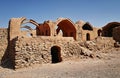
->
[0, 49, 120, 78]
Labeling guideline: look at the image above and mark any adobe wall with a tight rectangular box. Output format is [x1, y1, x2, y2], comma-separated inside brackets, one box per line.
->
[9, 17, 26, 40]
[75, 21, 100, 41]
[0, 28, 8, 60]
[1, 17, 117, 69]
[113, 26, 120, 42]
[81, 28, 99, 41]
[1, 17, 27, 68]
[21, 30, 36, 37]
[15, 36, 82, 69]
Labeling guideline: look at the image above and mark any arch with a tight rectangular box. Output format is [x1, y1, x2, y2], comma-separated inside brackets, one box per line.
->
[86, 33, 90, 41]
[21, 19, 39, 28]
[98, 29, 102, 36]
[29, 19, 39, 27]
[102, 22, 120, 37]
[82, 22, 93, 30]
[51, 46, 62, 63]
[36, 23, 51, 36]
[55, 18, 77, 40]
[20, 19, 40, 37]
[21, 26, 33, 30]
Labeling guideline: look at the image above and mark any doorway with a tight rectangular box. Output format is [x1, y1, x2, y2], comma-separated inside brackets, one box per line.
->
[98, 29, 102, 36]
[86, 33, 90, 41]
[51, 46, 62, 63]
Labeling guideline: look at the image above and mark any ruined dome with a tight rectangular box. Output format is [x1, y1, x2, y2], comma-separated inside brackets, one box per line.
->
[76, 20, 85, 24]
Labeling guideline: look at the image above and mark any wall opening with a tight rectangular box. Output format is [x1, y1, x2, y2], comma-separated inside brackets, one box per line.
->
[51, 46, 62, 63]
[57, 29, 63, 36]
[56, 19, 76, 40]
[98, 29, 102, 36]
[27, 32, 33, 37]
[86, 33, 90, 41]
[102, 22, 120, 37]
[82, 22, 93, 30]
[36, 23, 50, 36]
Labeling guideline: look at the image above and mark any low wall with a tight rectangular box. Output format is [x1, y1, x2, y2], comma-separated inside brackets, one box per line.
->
[15, 36, 82, 69]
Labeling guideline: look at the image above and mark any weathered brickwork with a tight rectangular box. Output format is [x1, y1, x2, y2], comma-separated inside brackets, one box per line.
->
[15, 37, 82, 68]
[0, 17, 119, 69]
[0, 28, 8, 61]
[113, 27, 120, 42]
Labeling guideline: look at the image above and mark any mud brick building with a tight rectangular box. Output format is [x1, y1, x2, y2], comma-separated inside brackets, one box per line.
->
[0, 17, 119, 69]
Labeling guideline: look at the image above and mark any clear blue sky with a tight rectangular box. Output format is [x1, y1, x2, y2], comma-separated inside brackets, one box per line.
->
[0, 0, 120, 28]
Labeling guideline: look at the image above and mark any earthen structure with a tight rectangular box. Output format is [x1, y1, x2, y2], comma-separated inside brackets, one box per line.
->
[0, 17, 119, 69]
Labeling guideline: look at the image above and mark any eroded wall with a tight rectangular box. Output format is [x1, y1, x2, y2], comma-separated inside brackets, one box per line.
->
[81, 28, 100, 41]
[113, 26, 120, 42]
[0, 28, 8, 61]
[76, 21, 100, 41]
[15, 36, 82, 69]
[1, 17, 117, 69]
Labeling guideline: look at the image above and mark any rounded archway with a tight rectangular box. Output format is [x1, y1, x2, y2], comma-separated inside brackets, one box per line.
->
[102, 22, 120, 37]
[51, 46, 62, 63]
[86, 33, 90, 41]
[55, 18, 77, 40]
[21, 19, 39, 29]
[82, 22, 93, 30]
[21, 19, 39, 37]
[98, 29, 102, 36]
[36, 23, 50, 36]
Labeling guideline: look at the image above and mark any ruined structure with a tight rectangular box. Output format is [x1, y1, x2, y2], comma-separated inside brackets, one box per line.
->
[102, 22, 120, 42]
[0, 17, 119, 69]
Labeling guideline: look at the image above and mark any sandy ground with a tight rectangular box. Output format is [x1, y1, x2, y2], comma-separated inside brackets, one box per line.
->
[0, 50, 120, 78]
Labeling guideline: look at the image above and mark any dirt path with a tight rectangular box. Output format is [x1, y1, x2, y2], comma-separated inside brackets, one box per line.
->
[0, 50, 120, 78]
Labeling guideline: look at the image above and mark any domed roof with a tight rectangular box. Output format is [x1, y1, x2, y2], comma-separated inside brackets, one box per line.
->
[76, 20, 85, 24]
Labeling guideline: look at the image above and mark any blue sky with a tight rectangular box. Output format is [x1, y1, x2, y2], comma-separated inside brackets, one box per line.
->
[0, 0, 120, 28]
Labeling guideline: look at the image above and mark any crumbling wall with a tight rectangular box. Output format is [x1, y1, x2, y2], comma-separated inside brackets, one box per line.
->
[15, 36, 82, 69]
[113, 26, 120, 42]
[9, 17, 26, 40]
[75, 21, 100, 41]
[102, 22, 120, 37]
[81, 28, 99, 41]
[0, 28, 8, 61]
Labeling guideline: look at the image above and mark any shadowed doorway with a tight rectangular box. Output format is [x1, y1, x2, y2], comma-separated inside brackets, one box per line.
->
[86, 33, 90, 41]
[98, 29, 102, 36]
[51, 46, 62, 63]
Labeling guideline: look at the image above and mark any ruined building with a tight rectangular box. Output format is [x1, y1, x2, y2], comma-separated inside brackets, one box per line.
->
[0, 17, 119, 69]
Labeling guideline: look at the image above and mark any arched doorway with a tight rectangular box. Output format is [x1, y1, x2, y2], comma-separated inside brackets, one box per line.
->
[51, 46, 62, 63]
[98, 29, 102, 36]
[86, 33, 90, 41]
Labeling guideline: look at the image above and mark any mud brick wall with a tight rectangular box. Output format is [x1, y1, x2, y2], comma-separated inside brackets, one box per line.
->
[113, 27, 120, 42]
[15, 37, 82, 69]
[0, 28, 8, 61]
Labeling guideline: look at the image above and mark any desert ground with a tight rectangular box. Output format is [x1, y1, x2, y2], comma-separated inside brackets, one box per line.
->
[0, 48, 120, 78]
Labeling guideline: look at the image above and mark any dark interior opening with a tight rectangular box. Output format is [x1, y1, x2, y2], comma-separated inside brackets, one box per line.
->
[102, 22, 120, 37]
[82, 23, 93, 30]
[98, 29, 102, 36]
[56, 19, 76, 40]
[86, 33, 90, 41]
[51, 46, 62, 63]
